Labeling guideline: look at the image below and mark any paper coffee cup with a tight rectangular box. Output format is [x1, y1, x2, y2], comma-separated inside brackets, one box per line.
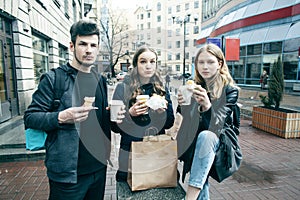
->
[136, 95, 149, 104]
[179, 85, 193, 105]
[136, 95, 149, 114]
[110, 100, 124, 122]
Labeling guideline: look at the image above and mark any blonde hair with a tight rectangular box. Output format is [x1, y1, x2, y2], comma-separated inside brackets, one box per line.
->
[194, 43, 237, 99]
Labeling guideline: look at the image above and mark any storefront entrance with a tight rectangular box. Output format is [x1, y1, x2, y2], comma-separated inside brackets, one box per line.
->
[0, 16, 18, 122]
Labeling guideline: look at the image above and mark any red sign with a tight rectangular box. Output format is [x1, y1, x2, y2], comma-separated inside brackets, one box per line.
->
[225, 38, 240, 61]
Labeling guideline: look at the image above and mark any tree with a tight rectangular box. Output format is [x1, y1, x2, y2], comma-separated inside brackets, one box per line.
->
[260, 56, 284, 110]
[99, 9, 133, 77]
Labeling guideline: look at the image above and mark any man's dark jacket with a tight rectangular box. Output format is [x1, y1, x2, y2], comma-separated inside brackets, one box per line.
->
[24, 64, 111, 183]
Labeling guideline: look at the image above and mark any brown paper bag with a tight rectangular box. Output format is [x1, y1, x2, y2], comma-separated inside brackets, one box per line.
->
[127, 135, 178, 191]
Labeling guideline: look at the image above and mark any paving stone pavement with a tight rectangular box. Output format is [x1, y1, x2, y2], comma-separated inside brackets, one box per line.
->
[1, 79, 299, 200]
[1, 118, 300, 200]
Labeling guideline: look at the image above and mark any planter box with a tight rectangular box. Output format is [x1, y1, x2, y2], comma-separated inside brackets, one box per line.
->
[252, 106, 300, 139]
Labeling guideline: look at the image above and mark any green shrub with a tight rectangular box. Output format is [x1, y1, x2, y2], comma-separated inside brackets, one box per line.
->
[259, 56, 284, 110]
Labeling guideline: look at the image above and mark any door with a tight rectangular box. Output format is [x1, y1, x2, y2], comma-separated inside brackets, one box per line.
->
[0, 17, 18, 122]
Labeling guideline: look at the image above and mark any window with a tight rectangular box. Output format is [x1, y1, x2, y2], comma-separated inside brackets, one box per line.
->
[168, 30, 172, 37]
[168, 53, 172, 60]
[186, 52, 189, 59]
[157, 38, 161, 44]
[176, 5, 180, 12]
[194, 1, 199, 9]
[176, 64, 180, 71]
[157, 15, 161, 22]
[184, 40, 189, 47]
[193, 26, 199, 34]
[147, 22, 151, 29]
[176, 41, 180, 48]
[157, 2, 161, 11]
[283, 53, 298, 80]
[64, 0, 69, 19]
[140, 24, 144, 30]
[176, 28, 180, 36]
[157, 27, 161, 33]
[59, 44, 68, 66]
[168, 7, 172, 14]
[141, 14, 144, 20]
[168, 41, 172, 49]
[245, 56, 261, 84]
[147, 33, 151, 40]
[263, 42, 282, 54]
[176, 53, 180, 60]
[148, 13, 151, 18]
[32, 34, 49, 86]
[185, 3, 189, 10]
[157, 49, 161, 56]
[247, 44, 262, 55]
[72, 1, 77, 22]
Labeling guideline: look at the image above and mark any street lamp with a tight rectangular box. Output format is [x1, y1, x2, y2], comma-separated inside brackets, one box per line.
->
[172, 14, 198, 85]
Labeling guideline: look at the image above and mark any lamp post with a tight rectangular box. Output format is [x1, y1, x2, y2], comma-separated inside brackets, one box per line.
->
[173, 14, 198, 85]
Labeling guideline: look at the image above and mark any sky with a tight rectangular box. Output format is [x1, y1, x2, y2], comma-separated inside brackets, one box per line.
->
[111, 0, 146, 9]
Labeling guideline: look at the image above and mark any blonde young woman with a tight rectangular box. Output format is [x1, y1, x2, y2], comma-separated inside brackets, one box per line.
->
[111, 46, 175, 182]
[177, 43, 240, 200]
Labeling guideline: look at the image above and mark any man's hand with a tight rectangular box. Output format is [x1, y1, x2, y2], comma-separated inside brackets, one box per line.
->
[58, 106, 98, 124]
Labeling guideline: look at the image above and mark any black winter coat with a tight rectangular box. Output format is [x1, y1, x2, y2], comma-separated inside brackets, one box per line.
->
[177, 85, 239, 181]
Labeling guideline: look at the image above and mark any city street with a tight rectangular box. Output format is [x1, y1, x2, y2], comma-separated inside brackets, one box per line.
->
[0, 78, 300, 200]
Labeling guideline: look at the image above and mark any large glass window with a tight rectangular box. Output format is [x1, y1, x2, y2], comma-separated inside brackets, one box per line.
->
[262, 54, 280, 78]
[245, 56, 261, 84]
[59, 44, 68, 66]
[32, 34, 49, 86]
[233, 58, 246, 84]
[263, 42, 282, 54]
[247, 44, 262, 55]
[283, 53, 298, 80]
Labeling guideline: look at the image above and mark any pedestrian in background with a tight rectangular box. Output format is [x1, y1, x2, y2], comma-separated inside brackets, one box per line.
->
[260, 69, 268, 90]
[111, 46, 175, 182]
[24, 20, 111, 200]
[177, 43, 240, 200]
[165, 73, 171, 88]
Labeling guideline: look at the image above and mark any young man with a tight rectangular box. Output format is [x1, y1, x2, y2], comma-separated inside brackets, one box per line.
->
[24, 20, 111, 200]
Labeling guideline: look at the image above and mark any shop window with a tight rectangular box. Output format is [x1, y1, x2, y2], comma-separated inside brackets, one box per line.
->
[245, 56, 261, 84]
[32, 34, 49, 86]
[240, 46, 246, 56]
[283, 53, 298, 80]
[247, 44, 262, 55]
[263, 42, 282, 54]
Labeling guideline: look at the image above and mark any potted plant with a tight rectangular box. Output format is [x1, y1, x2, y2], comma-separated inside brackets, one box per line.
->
[252, 56, 300, 138]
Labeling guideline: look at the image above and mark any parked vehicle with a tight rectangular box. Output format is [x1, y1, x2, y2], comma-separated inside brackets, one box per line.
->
[116, 72, 127, 81]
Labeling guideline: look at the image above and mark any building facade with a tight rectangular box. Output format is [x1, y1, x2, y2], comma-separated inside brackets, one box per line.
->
[132, 0, 202, 76]
[0, 0, 94, 124]
[197, 0, 300, 91]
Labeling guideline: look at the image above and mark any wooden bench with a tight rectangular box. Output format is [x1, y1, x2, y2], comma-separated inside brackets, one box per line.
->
[116, 181, 186, 200]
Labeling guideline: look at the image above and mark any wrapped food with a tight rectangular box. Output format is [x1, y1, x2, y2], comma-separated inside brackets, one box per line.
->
[83, 97, 95, 107]
[146, 94, 168, 110]
[186, 80, 195, 89]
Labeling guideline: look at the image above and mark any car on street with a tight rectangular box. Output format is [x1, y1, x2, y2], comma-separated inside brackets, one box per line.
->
[116, 72, 127, 81]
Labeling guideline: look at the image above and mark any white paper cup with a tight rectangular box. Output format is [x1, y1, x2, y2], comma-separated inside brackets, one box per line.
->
[136, 95, 150, 104]
[179, 85, 193, 105]
[110, 100, 124, 122]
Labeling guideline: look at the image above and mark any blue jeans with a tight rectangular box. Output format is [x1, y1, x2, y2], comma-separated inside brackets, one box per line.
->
[188, 130, 220, 200]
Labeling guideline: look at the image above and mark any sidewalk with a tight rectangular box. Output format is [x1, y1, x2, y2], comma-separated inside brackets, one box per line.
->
[1, 118, 300, 200]
[0, 81, 300, 199]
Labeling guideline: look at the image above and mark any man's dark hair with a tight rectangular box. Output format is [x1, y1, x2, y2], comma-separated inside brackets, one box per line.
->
[70, 20, 100, 44]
